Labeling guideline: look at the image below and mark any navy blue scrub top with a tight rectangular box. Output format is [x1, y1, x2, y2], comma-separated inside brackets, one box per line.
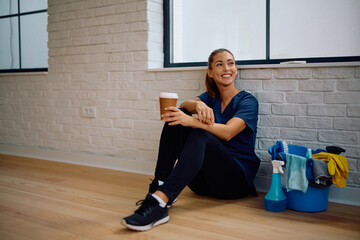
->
[198, 91, 260, 185]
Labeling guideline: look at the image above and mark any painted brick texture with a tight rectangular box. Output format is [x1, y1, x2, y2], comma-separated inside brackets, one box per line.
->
[251, 67, 360, 186]
[0, 0, 359, 188]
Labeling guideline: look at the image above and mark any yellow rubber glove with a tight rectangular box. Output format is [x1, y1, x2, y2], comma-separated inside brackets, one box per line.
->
[312, 152, 349, 188]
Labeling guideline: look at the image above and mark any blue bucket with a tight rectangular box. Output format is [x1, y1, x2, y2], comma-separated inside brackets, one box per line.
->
[269, 143, 329, 212]
[286, 185, 329, 212]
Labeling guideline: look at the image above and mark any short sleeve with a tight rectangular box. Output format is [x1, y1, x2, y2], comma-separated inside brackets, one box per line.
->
[233, 94, 258, 132]
[198, 92, 210, 104]
[197, 92, 216, 108]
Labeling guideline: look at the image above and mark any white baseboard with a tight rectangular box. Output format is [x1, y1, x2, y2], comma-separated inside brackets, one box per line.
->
[0, 144, 155, 176]
[1, 144, 359, 207]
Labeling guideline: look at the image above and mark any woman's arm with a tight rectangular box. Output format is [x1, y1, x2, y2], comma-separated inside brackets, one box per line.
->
[195, 117, 246, 141]
[180, 98, 214, 125]
[179, 98, 200, 114]
[162, 107, 246, 141]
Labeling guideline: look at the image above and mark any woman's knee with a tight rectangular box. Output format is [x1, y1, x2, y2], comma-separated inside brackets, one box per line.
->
[179, 107, 192, 116]
[162, 121, 184, 133]
[189, 128, 214, 140]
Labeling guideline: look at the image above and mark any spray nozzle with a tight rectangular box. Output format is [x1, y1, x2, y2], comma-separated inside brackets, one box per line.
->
[272, 160, 285, 174]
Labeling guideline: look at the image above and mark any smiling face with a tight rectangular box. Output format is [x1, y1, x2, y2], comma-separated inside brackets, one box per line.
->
[207, 51, 238, 89]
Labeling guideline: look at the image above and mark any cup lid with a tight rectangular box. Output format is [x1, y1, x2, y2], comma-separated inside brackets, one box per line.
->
[159, 92, 178, 99]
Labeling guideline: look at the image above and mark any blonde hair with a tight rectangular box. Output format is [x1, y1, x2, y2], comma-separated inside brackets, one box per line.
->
[205, 48, 235, 98]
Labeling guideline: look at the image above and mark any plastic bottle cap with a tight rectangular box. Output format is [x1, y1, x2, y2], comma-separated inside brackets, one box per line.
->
[272, 160, 285, 174]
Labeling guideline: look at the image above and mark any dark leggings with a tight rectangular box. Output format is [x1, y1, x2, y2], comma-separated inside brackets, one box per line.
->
[155, 121, 252, 202]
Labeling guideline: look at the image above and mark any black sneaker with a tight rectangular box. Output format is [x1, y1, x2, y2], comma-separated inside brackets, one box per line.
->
[122, 194, 169, 231]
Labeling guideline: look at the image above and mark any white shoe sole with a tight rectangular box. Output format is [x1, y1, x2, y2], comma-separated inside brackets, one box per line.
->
[122, 216, 170, 231]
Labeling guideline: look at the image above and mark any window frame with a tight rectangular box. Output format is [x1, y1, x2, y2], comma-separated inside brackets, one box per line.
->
[163, 0, 360, 68]
[0, 2, 48, 73]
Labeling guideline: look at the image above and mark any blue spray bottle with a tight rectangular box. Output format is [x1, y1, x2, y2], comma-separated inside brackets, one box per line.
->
[264, 160, 287, 212]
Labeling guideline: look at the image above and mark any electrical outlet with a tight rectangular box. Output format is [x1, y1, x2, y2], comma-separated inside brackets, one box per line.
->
[82, 106, 96, 118]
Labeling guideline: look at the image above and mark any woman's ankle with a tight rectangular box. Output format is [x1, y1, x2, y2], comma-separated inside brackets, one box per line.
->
[153, 190, 170, 204]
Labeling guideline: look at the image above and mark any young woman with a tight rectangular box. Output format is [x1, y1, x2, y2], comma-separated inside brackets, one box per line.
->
[122, 48, 260, 231]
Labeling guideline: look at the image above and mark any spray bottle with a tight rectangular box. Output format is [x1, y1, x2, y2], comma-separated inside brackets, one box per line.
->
[264, 160, 287, 212]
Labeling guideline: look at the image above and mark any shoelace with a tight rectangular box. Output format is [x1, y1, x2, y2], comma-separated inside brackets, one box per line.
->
[135, 199, 144, 206]
[134, 197, 156, 215]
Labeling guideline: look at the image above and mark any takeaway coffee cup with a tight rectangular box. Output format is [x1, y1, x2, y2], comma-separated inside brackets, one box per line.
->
[159, 92, 178, 119]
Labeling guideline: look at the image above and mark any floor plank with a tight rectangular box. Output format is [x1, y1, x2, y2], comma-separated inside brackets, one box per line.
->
[0, 154, 359, 240]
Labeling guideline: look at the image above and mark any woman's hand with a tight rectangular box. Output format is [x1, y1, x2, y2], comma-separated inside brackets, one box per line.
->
[195, 101, 215, 125]
[161, 107, 195, 127]
[162, 106, 246, 141]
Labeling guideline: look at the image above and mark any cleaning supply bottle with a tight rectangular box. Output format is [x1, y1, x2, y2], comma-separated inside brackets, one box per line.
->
[305, 148, 315, 182]
[264, 160, 287, 212]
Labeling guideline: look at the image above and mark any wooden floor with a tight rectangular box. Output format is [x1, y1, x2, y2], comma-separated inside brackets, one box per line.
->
[0, 154, 359, 240]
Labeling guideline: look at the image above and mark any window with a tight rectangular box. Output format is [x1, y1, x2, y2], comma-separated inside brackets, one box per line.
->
[0, 0, 48, 72]
[164, 0, 360, 67]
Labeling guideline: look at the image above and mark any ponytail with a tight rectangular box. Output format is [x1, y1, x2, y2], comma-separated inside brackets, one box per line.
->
[205, 73, 219, 98]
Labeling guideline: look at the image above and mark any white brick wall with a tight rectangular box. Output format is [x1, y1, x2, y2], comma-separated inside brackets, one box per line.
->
[0, 0, 359, 191]
[246, 67, 360, 187]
